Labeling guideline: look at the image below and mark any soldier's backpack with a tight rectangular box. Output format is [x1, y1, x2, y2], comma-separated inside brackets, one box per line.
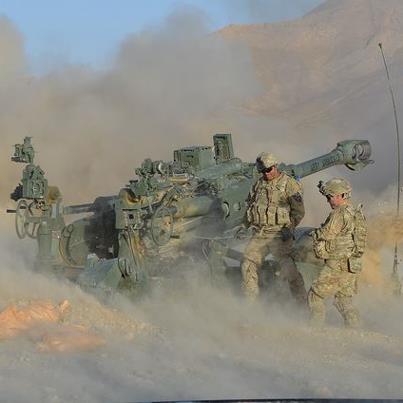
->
[352, 203, 367, 257]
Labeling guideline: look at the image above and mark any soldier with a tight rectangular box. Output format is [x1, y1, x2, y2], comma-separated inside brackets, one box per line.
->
[308, 178, 367, 327]
[240, 152, 307, 303]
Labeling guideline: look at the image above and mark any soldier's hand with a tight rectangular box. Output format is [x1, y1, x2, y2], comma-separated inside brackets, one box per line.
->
[281, 227, 294, 241]
[235, 225, 248, 240]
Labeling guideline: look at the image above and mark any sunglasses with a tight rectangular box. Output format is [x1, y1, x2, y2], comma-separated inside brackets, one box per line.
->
[326, 193, 346, 200]
[262, 165, 275, 173]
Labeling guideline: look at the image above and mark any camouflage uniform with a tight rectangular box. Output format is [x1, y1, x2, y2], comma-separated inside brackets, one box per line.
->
[308, 179, 367, 328]
[241, 170, 306, 303]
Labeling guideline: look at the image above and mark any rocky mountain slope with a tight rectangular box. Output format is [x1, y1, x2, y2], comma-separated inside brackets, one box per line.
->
[219, 0, 403, 196]
[220, 0, 403, 121]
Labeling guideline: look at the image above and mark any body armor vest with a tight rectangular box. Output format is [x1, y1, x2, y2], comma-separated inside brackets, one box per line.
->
[246, 174, 291, 229]
[314, 203, 367, 262]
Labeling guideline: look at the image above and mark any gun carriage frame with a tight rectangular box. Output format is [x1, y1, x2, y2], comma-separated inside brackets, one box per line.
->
[8, 134, 373, 297]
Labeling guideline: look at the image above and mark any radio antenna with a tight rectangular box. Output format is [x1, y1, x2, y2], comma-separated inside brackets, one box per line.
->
[378, 42, 402, 295]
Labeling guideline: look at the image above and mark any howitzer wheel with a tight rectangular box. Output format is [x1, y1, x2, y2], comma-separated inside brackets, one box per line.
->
[15, 199, 39, 239]
[26, 201, 40, 239]
[59, 224, 84, 267]
[150, 206, 174, 246]
[15, 199, 27, 239]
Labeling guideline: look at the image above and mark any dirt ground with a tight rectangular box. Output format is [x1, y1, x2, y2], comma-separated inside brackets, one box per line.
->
[0, 228, 402, 402]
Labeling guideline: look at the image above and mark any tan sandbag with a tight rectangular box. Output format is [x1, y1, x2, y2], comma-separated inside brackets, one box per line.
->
[0, 299, 70, 339]
[36, 324, 105, 353]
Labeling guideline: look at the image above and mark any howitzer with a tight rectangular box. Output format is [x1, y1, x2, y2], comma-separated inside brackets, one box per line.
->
[8, 134, 373, 296]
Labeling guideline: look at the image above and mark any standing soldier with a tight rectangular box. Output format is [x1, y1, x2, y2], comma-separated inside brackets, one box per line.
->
[240, 152, 307, 303]
[308, 178, 367, 327]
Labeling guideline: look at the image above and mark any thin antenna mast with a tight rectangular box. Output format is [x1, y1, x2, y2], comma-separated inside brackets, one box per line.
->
[378, 42, 402, 295]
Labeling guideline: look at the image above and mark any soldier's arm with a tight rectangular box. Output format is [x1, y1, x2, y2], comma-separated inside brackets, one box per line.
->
[243, 181, 258, 226]
[245, 185, 254, 207]
[287, 179, 305, 228]
[315, 209, 344, 240]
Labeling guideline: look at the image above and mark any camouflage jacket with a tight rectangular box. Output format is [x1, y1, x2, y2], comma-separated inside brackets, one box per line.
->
[313, 202, 366, 263]
[246, 172, 304, 231]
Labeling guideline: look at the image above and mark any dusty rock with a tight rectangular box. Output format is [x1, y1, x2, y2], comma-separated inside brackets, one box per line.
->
[0, 299, 70, 339]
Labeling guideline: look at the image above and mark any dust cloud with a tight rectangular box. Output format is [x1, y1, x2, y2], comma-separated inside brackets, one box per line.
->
[1, 234, 403, 402]
[0, 9, 265, 208]
[1, 2, 403, 402]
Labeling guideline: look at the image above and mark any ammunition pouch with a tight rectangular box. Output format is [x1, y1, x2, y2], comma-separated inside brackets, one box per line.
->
[246, 176, 292, 228]
[323, 259, 351, 273]
[247, 205, 291, 228]
[264, 206, 277, 226]
[313, 234, 355, 261]
[348, 256, 362, 273]
[313, 239, 329, 259]
[276, 207, 291, 226]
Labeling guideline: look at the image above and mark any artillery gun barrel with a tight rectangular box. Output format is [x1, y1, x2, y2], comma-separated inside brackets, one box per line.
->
[282, 140, 372, 179]
[63, 196, 118, 215]
[63, 203, 95, 215]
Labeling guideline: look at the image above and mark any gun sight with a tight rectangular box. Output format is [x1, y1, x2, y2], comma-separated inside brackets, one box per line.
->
[11, 137, 35, 164]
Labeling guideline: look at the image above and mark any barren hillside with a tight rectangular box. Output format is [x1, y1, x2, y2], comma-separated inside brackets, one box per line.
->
[219, 0, 403, 195]
[220, 0, 403, 118]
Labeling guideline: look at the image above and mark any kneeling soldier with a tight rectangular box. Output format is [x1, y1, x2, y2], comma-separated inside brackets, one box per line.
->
[308, 178, 367, 327]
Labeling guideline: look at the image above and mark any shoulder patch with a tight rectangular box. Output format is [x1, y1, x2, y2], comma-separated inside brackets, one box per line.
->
[291, 193, 303, 203]
[286, 175, 303, 194]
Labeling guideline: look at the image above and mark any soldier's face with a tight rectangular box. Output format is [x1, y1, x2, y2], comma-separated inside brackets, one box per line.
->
[263, 165, 280, 181]
[326, 193, 345, 209]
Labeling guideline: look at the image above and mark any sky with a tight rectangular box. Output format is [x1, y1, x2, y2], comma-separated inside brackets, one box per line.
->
[0, 0, 324, 73]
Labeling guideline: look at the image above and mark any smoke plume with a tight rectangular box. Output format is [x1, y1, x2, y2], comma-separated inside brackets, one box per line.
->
[0, 8, 264, 209]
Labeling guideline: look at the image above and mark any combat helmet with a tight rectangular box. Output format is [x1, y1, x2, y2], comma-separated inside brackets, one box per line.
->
[318, 177, 352, 198]
[256, 152, 279, 172]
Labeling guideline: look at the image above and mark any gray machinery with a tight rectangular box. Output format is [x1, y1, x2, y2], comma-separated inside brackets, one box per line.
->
[8, 135, 372, 297]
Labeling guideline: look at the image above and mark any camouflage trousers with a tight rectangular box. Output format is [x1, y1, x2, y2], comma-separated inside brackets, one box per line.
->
[308, 259, 360, 328]
[241, 232, 307, 303]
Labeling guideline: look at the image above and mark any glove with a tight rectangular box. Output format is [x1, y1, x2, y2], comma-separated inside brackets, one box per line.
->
[281, 227, 294, 242]
[235, 225, 249, 240]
